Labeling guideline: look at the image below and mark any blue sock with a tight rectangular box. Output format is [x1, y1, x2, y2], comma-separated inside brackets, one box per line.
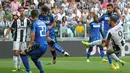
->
[32, 59, 43, 72]
[87, 50, 91, 59]
[51, 50, 57, 60]
[107, 55, 113, 64]
[53, 43, 64, 53]
[20, 54, 30, 72]
[100, 50, 105, 59]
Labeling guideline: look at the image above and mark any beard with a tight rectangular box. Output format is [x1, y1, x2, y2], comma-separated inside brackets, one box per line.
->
[107, 11, 112, 15]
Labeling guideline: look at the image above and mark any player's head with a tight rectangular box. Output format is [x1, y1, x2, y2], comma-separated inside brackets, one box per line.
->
[31, 10, 39, 20]
[109, 16, 117, 27]
[41, 5, 49, 16]
[18, 6, 25, 17]
[93, 15, 99, 23]
[107, 4, 114, 14]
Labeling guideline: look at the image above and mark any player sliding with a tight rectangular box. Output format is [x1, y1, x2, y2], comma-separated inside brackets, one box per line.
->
[82, 16, 125, 70]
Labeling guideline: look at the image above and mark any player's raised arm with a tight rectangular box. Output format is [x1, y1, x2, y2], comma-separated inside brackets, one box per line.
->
[3, 20, 17, 41]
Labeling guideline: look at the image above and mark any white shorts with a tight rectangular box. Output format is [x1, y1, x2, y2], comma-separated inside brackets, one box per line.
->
[107, 44, 124, 54]
[13, 41, 27, 50]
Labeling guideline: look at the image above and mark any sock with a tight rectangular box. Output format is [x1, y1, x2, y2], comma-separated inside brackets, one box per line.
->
[87, 50, 91, 59]
[90, 40, 102, 46]
[52, 43, 64, 53]
[13, 55, 18, 69]
[20, 54, 30, 72]
[107, 55, 113, 64]
[40, 70, 44, 73]
[18, 55, 22, 69]
[100, 50, 105, 59]
[110, 53, 121, 62]
[32, 59, 43, 72]
[51, 50, 57, 60]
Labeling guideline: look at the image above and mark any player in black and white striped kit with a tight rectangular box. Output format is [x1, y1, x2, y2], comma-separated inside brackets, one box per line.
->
[3, 7, 32, 72]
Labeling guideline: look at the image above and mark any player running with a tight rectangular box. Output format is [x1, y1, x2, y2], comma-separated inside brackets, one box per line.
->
[39, 6, 69, 64]
[85, 15, 107, 62]
[82, 16, 125, 70]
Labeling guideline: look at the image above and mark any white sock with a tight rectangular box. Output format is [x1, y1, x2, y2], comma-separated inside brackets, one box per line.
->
[110, 53, 120, 62]
[18, 55, 22, 69]
[13, 55, 18, 69]
[90, 40, 102, 46]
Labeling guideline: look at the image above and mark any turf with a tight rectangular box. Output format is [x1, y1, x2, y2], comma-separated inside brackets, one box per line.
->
[0, 57, 130, 73]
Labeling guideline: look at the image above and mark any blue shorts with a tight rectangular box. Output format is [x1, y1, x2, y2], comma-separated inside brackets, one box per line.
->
[89, 37, 101, 42]
[29, 44, 48, 59]
[49, 34, 56, 42]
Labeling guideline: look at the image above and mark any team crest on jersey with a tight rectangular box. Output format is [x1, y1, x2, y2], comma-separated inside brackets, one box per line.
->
[93, 25, 100, 28]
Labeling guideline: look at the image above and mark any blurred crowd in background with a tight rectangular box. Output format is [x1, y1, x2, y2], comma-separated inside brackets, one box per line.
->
[0, 0, 130, 40]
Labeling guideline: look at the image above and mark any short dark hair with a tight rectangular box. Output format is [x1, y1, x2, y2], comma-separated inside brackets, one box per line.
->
[93, 15, 98, 20]
[41, 5, 49, 13]
[107, 4, 113, 8]
[31, 10, 39, 18]
[110, 16, 117, 23]
[18, 6, 24, 11]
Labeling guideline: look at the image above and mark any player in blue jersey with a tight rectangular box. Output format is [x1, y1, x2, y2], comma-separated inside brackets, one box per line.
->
[99, 4, 121, 70]
[82, 4, 122, 70]
[21, 9, 56, 73]
[82, 15, 107, 62]
[99, 4, 119, 38]
[82, 16, 125, 70]
[39, 6, 69, 64]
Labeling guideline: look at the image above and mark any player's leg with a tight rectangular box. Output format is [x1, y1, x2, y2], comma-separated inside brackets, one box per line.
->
[49, 35, 69, 56]
[48, 35, 57, 64]
[110, 52, 125, 66]
[113, 52, 120, 69]
[97, 45, 108, 62]
[107, 49, 117, 70]
[20, 42, 31, 73]
[29, 46, 47, 73]
[12, 41, 20, 72]
[49, 46, 57, 64]
[86, 46, 93, 62]
[82, 40, 103, 47]
[17, 55, 22, 71]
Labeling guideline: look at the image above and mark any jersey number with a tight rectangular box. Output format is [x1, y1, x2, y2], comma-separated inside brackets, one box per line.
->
[118, 31, 123, 39]
[118, 31, 125, 46]
[39, 26, 46, 37]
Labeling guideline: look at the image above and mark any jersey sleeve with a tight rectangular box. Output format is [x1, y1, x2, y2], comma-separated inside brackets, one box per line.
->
[31, 22, 36, 33]
[50, 15, 54, 23]
[27, 19, 31, 27]
[11, 20, 17, 29]
[106, 30, 112, 40]
[99, 14, 105, 22]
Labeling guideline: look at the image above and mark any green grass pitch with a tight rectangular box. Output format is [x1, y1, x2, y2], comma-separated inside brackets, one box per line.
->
[0, 57, 130, 73]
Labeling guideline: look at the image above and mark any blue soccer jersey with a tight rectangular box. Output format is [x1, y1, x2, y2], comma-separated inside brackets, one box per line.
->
[32, 19, 48, 50]
[39, 14, 55, 35]
[99, 13, 119, 38]
[89, 21, 102, 42]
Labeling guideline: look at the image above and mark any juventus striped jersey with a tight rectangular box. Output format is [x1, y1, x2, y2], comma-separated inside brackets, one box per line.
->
[11, 18, 31, 42]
